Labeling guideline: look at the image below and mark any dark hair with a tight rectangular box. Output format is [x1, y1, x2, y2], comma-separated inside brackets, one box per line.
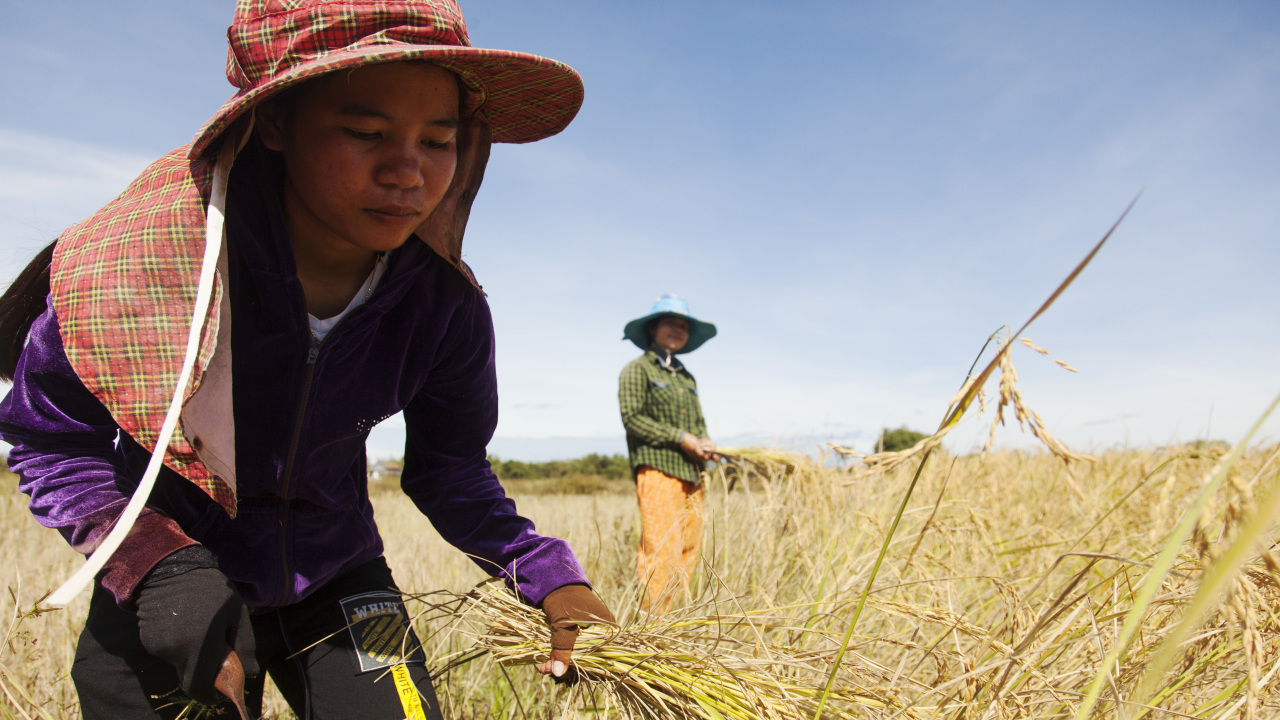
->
[0, 240, 56, 381]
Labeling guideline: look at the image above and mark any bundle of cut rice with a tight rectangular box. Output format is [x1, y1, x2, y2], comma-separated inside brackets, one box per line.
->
[431, 581, 924, 720]
[716, 446, 817, 485]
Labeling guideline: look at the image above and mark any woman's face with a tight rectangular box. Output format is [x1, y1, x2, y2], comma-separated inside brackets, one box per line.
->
[259, 62, 460, 257]
[652, 316, 691, 353]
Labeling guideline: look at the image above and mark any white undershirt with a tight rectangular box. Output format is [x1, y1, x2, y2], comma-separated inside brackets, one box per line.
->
[307, 257, 388, 342]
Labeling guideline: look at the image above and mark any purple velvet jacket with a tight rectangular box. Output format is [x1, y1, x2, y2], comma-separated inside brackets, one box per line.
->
[0, 144, 587, 609]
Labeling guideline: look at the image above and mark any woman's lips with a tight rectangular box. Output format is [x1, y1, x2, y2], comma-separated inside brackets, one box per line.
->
[365, 205, 421, 227]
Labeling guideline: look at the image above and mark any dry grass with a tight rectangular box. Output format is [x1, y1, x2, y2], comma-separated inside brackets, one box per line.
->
[407, 441, 1280, 719]
[425, 581, 925, 719]
[3, 441, 1280, 718]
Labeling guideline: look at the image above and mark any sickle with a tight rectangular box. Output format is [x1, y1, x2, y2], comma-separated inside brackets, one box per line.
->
[214, 650, 253, 720]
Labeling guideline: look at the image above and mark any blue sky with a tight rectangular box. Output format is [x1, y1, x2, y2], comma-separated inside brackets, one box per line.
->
[1, 1, 1277, 460]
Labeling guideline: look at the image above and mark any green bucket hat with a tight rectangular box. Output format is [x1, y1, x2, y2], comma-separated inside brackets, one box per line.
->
[622, 294, 717, 354]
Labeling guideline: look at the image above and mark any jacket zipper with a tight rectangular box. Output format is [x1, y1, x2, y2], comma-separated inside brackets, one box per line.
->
[275, 333, 320, 606]
[274, 261, 381, 605]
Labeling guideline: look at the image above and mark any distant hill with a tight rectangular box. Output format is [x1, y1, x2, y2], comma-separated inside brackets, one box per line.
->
[367, 425, 868, 464]
[487, 436, 628, 462]
[485, 432, 867, 463]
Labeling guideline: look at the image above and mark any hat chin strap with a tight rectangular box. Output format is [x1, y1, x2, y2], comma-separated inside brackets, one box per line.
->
[42, 128, 246, 609]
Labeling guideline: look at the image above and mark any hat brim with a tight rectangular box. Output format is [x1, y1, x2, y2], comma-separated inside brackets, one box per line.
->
[189, 43, 583, 158]
[623, 313, 717, 355]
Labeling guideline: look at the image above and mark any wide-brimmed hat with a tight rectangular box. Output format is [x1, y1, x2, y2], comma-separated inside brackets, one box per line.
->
[623, 294, 718, 355]
[189, 0, 584, 158]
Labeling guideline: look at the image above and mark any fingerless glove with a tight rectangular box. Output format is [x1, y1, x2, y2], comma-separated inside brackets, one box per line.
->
[540, 583, 614, 683]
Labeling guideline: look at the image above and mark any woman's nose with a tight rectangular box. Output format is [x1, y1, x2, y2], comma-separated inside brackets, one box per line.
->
[376, 149, 425, 189]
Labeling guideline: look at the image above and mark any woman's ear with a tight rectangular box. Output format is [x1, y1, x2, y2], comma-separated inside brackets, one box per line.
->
[255, 102, 288, 152]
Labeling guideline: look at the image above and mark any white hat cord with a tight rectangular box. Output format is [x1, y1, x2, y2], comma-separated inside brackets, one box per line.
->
[42, 135, 238, 609]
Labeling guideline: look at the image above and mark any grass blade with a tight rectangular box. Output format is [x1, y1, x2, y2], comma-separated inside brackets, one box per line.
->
[813, 198, 1137, 720]
[1072, 391, 1280, 720]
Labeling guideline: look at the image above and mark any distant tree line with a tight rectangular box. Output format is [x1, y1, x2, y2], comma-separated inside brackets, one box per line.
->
[487, 453, 631, 480]
[875, 426, 930, 453]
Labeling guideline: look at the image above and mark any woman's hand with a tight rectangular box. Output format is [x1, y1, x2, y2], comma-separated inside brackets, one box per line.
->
[680, 432, 710, 462]
[538, 584, 615, 684]
[680, 432, 720, 462]
[135, 565, 257, 704]
[700, 438, 722, 462]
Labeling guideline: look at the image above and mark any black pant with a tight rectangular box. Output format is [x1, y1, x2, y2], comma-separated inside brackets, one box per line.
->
[73, 557, 444, 720]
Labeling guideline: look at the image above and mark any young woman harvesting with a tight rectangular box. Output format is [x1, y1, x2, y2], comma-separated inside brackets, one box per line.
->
[0, 1, 611, 717]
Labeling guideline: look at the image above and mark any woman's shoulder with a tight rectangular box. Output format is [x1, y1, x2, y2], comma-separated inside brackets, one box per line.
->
[622, 351, 653, 368]
[620, 352, 659, 379]
[389, 243, 486, 305]
[377, 243, 495, 349]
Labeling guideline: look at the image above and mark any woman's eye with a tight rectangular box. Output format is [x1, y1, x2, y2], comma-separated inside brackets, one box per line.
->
[343, 129, 380, 141]
[423, 139, 451, 150]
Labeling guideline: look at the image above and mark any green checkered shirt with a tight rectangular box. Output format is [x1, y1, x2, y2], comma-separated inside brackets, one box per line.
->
[618, 350, 708, 485]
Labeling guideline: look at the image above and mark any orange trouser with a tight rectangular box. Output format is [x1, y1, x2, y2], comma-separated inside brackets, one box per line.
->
[636, 466, 705, 613]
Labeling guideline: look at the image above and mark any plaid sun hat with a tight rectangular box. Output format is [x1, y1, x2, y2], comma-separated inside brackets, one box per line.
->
[191, 0, 584, 157]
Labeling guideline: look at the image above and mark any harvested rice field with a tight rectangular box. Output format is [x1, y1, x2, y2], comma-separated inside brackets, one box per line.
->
[4, 438, 1279, 718]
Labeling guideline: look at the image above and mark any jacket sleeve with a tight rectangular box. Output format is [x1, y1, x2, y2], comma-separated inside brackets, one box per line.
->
[398, 291, 588, 606]
[618, 360, 683, 446]
[0, 301, 196, 606]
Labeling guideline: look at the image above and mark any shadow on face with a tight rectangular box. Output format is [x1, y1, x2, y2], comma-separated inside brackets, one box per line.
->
[649, 316, 691, 354]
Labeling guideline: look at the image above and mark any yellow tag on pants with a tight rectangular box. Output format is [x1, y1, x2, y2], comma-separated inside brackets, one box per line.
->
[391, 663, 426, 720]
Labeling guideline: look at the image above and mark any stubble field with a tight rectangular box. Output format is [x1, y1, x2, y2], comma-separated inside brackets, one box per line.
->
[3, 442, 1279, 719]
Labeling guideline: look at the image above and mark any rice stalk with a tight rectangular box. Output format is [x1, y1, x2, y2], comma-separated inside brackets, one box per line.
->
[981, 335, 1096, 463]
[1073, 392, 1280, 720]
[1128, 416, 1280, 716]
[0, 584, 59, 720]
[716, 447, 829, 497]
[717, 447, 815, 477]
[8, 445, 1279, 717]
[813, 199, 1138, 719]
[830, 333, 1092, 480]
[427, 581, 925, 720]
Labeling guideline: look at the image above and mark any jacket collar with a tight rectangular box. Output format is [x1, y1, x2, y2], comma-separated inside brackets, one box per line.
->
[647, 345, 685, 373]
